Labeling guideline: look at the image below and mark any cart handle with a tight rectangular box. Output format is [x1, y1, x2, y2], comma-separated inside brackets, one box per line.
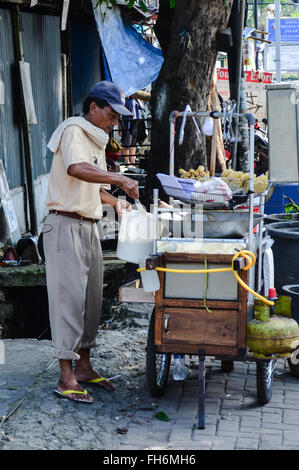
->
[137, 250, 274, 307]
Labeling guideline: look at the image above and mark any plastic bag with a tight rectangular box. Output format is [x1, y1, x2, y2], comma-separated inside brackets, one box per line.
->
[193, 177, 233, 202]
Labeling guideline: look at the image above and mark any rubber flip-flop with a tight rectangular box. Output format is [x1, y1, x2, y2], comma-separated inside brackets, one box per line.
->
[79, 377, 115, 391]
[53, 388, 93, 404]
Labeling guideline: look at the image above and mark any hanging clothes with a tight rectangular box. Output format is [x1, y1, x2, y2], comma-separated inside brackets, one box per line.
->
[92, 1, 163, 96]
[121, 97, 146, 147]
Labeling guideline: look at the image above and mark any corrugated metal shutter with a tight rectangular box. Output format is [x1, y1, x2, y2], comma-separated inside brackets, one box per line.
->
[71, 20, 102, 116]
[21, 11, 62, 179]
[0, 8, 23, 189]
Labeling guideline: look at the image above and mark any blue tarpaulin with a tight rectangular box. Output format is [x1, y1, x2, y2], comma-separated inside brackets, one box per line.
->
[92, 1, 164, 96]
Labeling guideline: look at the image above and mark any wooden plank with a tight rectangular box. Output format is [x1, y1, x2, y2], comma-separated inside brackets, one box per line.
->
[238, 269, 249, 349]
[162, 308, 238, 347]
[155, 344, 238, 356]
[163, 252, 234, 264]
[154, 270, 165, 346]
[19, 61, 37, 124]
[161, 298, 239, 309]
[61, 0, 70, 31]
[119, 282, 154, 303]
[154, 306, 164, 346]
[209, 118, 217, 176]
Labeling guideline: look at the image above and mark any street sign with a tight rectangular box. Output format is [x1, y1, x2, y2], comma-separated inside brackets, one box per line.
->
[217, 69, 273, 121]
[266, 43, 299, 71]
[268, 17, 299, 43]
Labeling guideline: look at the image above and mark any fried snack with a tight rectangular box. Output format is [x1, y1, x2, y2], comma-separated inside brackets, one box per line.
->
[178, 166, 209, 179]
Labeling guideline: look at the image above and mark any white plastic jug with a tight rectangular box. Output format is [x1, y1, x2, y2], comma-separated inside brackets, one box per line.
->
[116, 209, 154, 264]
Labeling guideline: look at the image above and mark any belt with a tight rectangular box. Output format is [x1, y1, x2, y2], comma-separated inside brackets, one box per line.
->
[49, 210, 99, 223]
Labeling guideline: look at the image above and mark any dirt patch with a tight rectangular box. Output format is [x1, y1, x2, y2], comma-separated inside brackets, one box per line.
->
[0, 302, 158, 450]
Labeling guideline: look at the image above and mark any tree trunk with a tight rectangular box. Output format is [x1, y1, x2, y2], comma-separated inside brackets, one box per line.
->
[145, 0, 234, 203]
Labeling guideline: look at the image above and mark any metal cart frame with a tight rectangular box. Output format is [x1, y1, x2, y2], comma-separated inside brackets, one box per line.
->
[145, 109, 275, 429]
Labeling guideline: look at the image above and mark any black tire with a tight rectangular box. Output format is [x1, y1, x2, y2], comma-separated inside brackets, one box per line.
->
[146, 309, 171, 397]
[287, 358, 299, 378]
[254, 147, 268, 176]
[256, 359, 276, 405]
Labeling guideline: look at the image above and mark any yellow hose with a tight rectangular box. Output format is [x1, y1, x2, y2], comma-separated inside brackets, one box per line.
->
[137, 250, 274, 306]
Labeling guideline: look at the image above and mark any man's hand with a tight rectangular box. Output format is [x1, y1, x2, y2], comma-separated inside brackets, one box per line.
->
[119, 175, 139, 200]
[115, 198, 131, 217]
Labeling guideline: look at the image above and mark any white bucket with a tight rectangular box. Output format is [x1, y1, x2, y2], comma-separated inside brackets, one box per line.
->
[116, 209, 154, 264]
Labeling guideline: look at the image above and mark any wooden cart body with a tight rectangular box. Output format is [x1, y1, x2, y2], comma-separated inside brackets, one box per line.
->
[154, 252, 251, 360]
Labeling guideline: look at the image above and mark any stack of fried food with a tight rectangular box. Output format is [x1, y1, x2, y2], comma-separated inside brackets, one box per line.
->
[221, 169, 268, 193]
[178, 166, 210, 180]
[178, 166, 268, 193]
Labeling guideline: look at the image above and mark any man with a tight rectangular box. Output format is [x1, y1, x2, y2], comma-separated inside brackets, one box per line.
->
[42, 81, 139, 403]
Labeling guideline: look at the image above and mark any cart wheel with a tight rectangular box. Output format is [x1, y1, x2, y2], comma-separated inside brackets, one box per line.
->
[146, 309, 171, 397]
[287, 358, 299, 378]
[256, 359, 276, 405]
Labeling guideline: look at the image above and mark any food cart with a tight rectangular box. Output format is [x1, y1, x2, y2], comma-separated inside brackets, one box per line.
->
[117, 103, 299, 430]
[138, 108, 286, 429]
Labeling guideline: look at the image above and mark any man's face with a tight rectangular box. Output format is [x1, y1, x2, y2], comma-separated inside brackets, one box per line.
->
[89, 102, 120, 134]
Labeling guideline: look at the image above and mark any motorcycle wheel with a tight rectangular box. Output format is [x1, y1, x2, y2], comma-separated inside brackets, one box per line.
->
[254, 147, 268, 176]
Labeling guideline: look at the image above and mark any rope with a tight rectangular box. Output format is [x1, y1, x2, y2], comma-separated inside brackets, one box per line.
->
[203, 256, 212, 313]
[137, 250, 274, 306]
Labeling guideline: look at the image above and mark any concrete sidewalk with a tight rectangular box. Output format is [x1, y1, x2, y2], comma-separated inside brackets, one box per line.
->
[1, 326, 299, 450]
[121, 356, 299, 450]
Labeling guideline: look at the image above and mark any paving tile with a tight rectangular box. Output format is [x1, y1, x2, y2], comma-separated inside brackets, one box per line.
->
[283, 430, 299, 441]
[235, 437, 259, 450]
[260, 435, 282, 447]
[283, 409, 299, 424]
[192, 424, 217, 435]
[217, 419, 240, 432]
[211, 439, 236, 450]
[168, 428, 194, 442]
[239, 426, 261, 434]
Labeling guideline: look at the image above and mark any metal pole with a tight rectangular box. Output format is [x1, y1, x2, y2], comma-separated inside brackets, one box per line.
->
[248, 119, 255, 252]
[232, 0, 246, 170]
[257, 194, 265, 294]
[169, 112, 176, 177]
[254, 0, 259, 70]
[153, 188, 158, 256]
[11, 5, 38, 236]
[198, 349, 205, 430]
[275, 0, 281, 82]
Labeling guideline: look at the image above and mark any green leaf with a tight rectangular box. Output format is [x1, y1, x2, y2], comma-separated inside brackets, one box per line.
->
[285, 202, 299, 214]
[154, 411, 170, 422]
[170, 0, 176, 8]
[139, 0, 147, 12]
[285, 203, 294, 214]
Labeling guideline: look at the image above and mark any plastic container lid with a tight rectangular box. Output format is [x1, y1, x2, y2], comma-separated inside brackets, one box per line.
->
[268, 287, 277, 299]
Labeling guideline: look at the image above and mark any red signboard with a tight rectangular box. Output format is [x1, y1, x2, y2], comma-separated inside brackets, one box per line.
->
[217, 68, 273, 84]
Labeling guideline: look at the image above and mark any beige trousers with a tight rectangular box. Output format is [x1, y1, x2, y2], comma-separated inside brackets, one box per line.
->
[42, 213, 103, 360]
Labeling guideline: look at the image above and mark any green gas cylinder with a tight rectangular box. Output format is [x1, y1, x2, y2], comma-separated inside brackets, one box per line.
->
[247, 292, 299, 357]
[247, 315, 299, 356]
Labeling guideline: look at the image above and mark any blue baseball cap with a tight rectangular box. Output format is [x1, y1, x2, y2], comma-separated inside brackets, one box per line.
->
[88, 81, 132, 116]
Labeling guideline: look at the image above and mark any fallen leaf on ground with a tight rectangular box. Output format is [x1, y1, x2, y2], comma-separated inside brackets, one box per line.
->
[116, 427, 128, 434]
[154, 411, 169, 422]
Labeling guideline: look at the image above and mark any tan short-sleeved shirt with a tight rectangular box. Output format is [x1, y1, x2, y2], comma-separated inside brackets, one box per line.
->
[46, 125, 110, 219]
